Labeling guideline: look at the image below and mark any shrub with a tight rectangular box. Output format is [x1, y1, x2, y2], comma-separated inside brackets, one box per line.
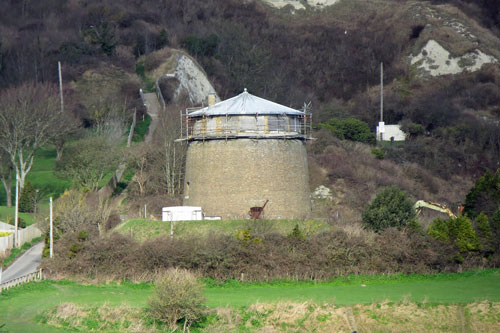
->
[400, 121, 424, 137]
[147, 268, 206, 330]
[474, 213, 493, 254]
[464, 169, 500, 219]
[19, 180, 36, 213]
[104, 214, 121, 231]
[318, 118, 375, 144]
[77, 230, 89, 241]
[428, 217, 479, 256]
[371, 148, 385, 159]
[181, 34, 218, 57]
[362, 186, 416, 231]
[8, 216, 26, 228]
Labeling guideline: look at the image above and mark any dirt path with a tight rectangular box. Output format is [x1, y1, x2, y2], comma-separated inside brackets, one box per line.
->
[142, 93, 161, 143]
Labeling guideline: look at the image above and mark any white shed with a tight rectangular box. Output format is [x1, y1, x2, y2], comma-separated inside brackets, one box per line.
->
[162, 206, 203, 221]
[376, 122, 407, 142]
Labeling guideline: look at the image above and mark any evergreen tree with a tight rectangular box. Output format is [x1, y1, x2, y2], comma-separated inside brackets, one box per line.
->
[19, 180, 35, 213]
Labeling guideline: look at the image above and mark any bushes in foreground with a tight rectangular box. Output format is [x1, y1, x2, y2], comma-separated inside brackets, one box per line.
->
[147, 268, 206, 330]
[43, 225, 478, 282]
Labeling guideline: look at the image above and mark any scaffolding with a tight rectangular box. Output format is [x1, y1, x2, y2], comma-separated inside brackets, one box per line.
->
[179, 108, 313, 141]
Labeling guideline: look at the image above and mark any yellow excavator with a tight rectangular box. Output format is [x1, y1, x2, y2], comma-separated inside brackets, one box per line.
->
[414, 200, 458, 219]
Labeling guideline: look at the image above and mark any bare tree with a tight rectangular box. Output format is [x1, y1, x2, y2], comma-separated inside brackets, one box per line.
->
[51, 111, 82, 161]
[0, 82, 61, 189]
[128, 143, 150, 197]
[0, 149, 13, 207]
[156, 104, 186, 196]
[56, 134, 122, 191]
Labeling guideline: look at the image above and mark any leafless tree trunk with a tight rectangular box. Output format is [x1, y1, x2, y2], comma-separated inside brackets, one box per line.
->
[0, 167, 12, 207]
[158, 104, 186, 196]
[0, 82, 62, 190]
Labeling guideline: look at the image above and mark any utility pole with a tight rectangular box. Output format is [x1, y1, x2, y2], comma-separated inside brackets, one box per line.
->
[380, 62, 384, 123]
[58, 61, 64, 113]
[378, 62, 384, 143]
[14, 172, 19, 248]
[50, 197, 53, 259]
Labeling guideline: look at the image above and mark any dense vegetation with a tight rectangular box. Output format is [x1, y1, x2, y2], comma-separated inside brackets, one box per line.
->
[0, 0, 498, 285]
[0, 0, 498, 186]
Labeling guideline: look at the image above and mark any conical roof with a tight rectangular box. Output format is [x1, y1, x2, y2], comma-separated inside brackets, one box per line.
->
[188, 89, 304, 117]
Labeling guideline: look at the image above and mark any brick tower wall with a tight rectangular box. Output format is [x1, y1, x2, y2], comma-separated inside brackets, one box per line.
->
[183, 139, 311, 219]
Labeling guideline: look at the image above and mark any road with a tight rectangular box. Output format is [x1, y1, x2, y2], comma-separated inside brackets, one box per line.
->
[1, 242, 44, 283]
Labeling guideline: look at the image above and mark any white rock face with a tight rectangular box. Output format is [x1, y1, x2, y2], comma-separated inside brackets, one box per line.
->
[174, 54, 220, 105]
[312, 185, 333, 200]
[410, 40, 497, 76]
[264, 0, 305, 9]
[263, 0, 340, 10]
[306, 0, 340, 7]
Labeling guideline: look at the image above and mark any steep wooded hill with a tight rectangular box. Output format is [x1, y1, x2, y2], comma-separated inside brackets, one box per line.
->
[0, 0, 499, 218]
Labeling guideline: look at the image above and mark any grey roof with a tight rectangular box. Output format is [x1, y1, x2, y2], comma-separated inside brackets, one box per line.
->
[188, 89, 304, 117]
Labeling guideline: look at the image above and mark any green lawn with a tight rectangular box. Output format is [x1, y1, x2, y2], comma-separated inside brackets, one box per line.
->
[1, 269, 499, 332]
[0, 206, 35, 226]
[0, 146, 72, 207]
[115, 218, 331, 241]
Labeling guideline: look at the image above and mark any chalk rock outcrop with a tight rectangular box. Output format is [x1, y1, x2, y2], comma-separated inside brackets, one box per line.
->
[410, 39, 497, 77]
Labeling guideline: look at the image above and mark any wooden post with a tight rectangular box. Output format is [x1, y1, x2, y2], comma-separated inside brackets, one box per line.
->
[14, 172, 19, 248]
[58, 61, 64, 113]
[50, 197, 53, 259]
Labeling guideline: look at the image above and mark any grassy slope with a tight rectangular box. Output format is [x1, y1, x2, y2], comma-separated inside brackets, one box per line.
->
[115, 218, 331, 241]
[1, 269, 499, 332]
[0, 206, 35, 226]
[0, 146, 72, 209]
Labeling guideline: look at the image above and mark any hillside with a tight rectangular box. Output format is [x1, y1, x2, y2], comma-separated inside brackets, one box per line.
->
[0, 0, 499, 219]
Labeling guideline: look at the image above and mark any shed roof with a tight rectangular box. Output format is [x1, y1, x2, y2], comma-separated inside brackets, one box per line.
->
[188, 89, 304, 117]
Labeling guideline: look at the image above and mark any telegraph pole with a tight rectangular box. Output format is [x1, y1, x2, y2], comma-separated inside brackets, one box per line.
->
[14, 172, 19, 248]
[378, 62, 384, 143]
[50, 197, 53, 259]
[58, 61, 64, 113]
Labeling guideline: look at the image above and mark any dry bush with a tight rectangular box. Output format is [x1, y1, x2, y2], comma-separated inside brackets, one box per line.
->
[104, 213, 121, 231]
[207, 301, 500, 332]
[41, 303, 154, 332]
[45, 225, 473, 282]
[311, 138, 471, 221]
[147, 268, 206, 330]
[127, 194, 181, 219]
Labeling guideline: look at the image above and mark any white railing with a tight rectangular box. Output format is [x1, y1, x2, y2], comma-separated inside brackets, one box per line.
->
[0, 268, 44, 293]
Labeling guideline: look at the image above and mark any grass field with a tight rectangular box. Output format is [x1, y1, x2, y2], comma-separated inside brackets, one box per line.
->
[0, 206, 36, 226]
[1, 269, 499, 332]
[0, 146, 72, 207]
[115, 218, 331, 241]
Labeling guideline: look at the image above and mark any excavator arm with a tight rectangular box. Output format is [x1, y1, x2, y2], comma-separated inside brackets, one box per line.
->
[414, 200, 457, 219]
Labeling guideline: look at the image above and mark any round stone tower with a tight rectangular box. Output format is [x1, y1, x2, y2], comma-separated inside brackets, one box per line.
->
[181, 89, 311, 219]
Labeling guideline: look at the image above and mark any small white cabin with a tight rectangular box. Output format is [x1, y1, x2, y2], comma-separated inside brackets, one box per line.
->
[162, 206, 203, 222]
[376, 122, 406, 142]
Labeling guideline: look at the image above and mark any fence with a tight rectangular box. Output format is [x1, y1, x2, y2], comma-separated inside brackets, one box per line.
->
[0, 224, 42, 256]
[0, 269, 44, 293]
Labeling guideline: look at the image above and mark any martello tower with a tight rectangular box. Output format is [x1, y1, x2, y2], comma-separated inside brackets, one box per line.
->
[180, 89, 312, 219]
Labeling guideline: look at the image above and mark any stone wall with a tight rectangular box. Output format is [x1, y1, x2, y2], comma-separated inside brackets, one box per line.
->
[183, 139, 311, 219]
